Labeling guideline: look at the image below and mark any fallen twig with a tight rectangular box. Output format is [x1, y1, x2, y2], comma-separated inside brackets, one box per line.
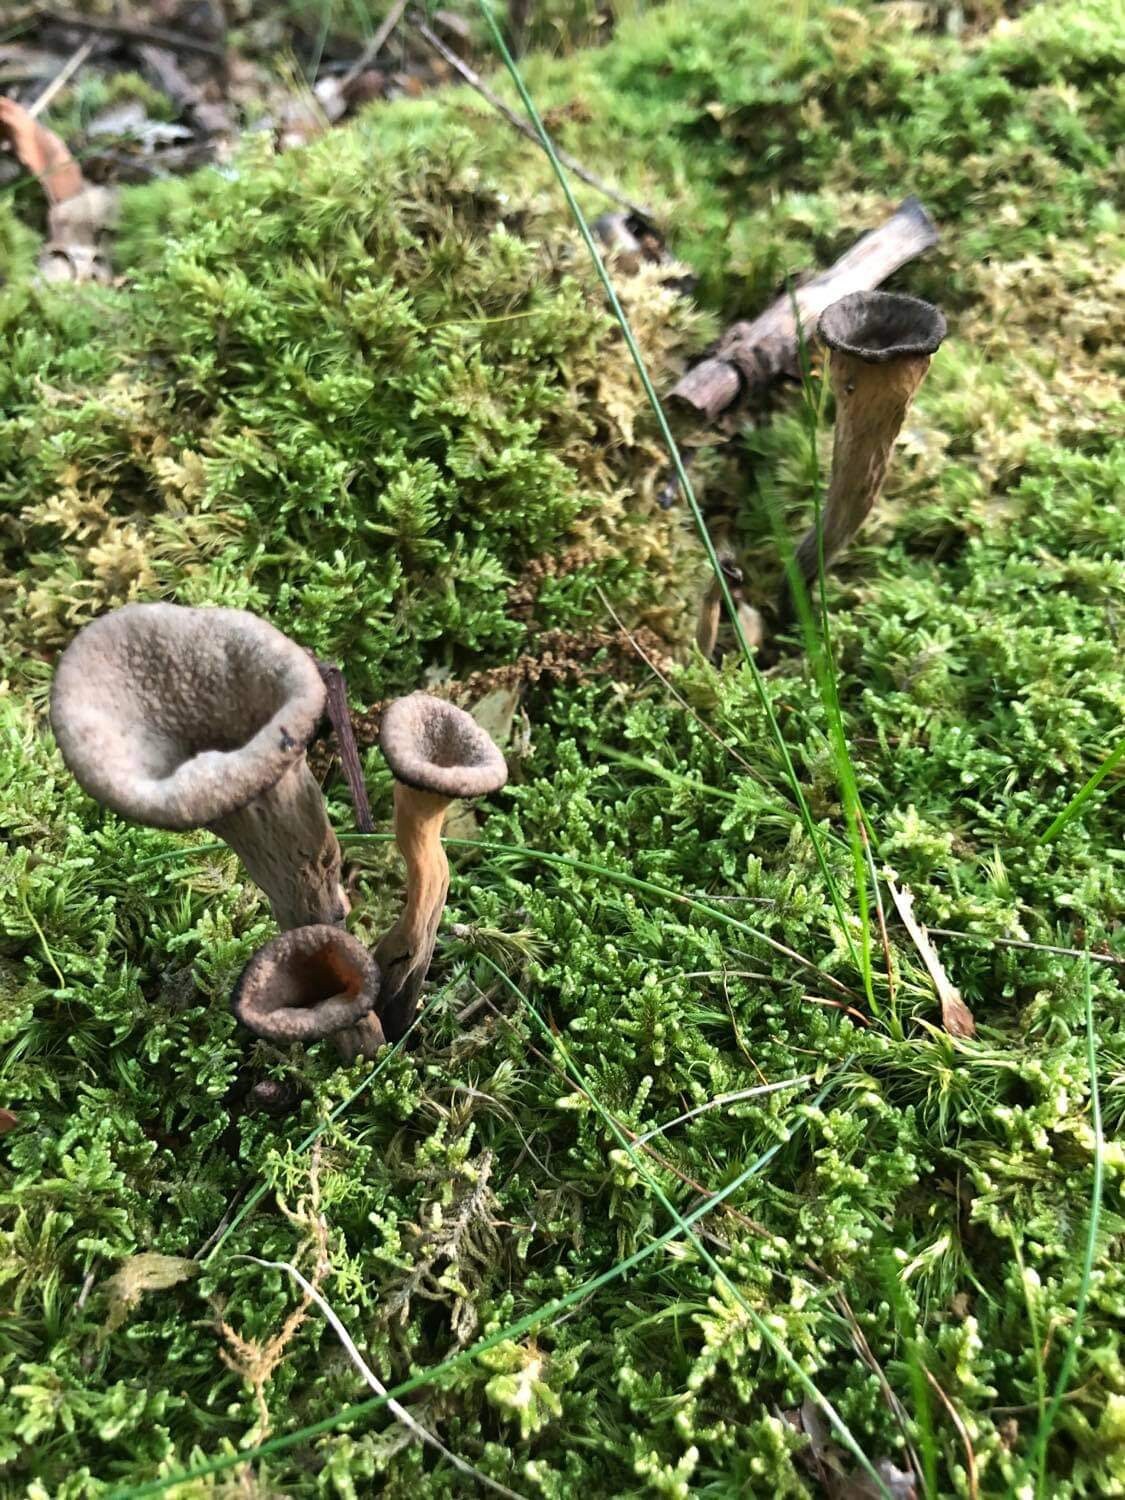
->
[412, 14, 652, 220]
[927, 928, 1125, 968]
[136, 44, 232, 138]
[631, 1076, 814, 1147]
[885, 874, 976, 1038]
[860, 820, 897, 1007]
[923, 1366, 979, 1500]
[40, 10, 226, 62]
[27, 36, 92, 118]
[671, 197, 940, 420]
[835, 1291, 923, 1484]
[340, 0, 407, 91]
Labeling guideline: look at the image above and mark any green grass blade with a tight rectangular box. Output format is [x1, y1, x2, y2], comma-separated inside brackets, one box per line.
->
[106, 1082, 836, 1499]
[476, 0, 860, 975]
[133, 832, 861, 995]
[1018, 956, 1104, 1494]
[476, 952, 891, 1500]
[1040, 733, 1125, 843]
[200, 1002, 428, 1264]
[785, 296, 876, 1008]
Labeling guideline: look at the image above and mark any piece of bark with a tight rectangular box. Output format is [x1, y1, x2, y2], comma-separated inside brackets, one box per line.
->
[671, 197, 940, 420]
[885, 875, 977, 1038]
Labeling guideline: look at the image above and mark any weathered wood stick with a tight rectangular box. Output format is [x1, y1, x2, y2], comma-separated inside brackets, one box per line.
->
[670, 196, 939, 420]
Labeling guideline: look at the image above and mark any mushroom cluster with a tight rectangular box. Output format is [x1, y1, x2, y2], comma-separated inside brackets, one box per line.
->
[50, 603, 509, 1070]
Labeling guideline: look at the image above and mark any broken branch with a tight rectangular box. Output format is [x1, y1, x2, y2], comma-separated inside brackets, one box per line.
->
[40, 10, 226, 62]
[671, 197, 940, 420]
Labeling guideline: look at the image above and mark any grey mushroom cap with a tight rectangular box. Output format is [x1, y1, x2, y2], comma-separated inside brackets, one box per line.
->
[379, 693, 508, 800]
[818, 291, 947, 364]
[50, 603, 326, 830]
[231, 925, 380, 1043]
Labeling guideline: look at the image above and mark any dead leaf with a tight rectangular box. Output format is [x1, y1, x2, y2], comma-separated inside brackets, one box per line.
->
[884, 874, 976, 1037]
[102, 1252, 198, 1336]
[0, 94, 115, 283]
[0, 1107, 18, 1134]
[469, 686, 521, 750]
[784, 1400, 918, 1498]
[0, 95, 84, 202]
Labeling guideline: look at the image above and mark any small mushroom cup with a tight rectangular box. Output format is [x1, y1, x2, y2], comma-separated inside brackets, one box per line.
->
[231, 924, 385, 1062]
[373, 694, 508, 1042]
[50, 603, 350, 930]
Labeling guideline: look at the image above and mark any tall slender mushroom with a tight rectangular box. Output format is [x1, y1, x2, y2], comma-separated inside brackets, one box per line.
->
[231, 925, 385, 1062]
[375, 694, 508, 1042]
[50, 603, 349, 929]
[788, 290, 947, 603]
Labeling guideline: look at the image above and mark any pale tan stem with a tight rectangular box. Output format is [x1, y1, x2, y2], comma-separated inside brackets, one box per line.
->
[212, 757, 349, 930]
[374, 784, 451, 1041]
[793, 348, 931, 588]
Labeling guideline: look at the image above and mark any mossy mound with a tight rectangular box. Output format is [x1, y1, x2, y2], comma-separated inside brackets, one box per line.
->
[0, 122, 708, 700]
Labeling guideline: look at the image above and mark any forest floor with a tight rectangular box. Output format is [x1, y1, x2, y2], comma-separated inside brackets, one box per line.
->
[0, 1, 1123, 1496]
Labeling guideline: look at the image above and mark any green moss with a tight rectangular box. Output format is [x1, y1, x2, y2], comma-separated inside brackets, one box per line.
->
[1, 124, 709, 698]
[0, 0, 1123, 1495]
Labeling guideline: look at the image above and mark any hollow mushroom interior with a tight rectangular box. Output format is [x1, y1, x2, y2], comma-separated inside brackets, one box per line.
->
[818, 291, 947, 362]
[51, 604, 326, 829]
[247, 940, 368, 1020]
[380, 693, 508, 799]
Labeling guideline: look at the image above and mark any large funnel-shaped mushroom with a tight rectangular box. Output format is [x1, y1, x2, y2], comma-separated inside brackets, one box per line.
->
[790, 290, 946, 599]
[50, 603, 349, 929]
[375, 694, 508, 1042]
[231, 925, 385, 1062]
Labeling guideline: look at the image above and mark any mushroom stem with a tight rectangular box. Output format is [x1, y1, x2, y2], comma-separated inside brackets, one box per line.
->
[373, 784, 451, 1043]
[211, 758, 347, 931]
[230, 924, 385, 1062]
[788, 290, 947, 604]
[374, 693, 508, 1043]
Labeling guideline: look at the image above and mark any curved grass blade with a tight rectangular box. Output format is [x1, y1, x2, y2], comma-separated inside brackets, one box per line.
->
[106, 1083, 836, 1499]
[475, 0, 860, 974]
[476, 952, 892, 1500]
[1018, 956, 1104, 1495]
[1040, 733, 1125, 844]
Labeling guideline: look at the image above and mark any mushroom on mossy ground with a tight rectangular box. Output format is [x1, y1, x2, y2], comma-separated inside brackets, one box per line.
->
[374, 694, 509, 1043]
[786, 290, 947, 612]
[231, 925, 384, 1063]
[49, 603, 349, 930]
